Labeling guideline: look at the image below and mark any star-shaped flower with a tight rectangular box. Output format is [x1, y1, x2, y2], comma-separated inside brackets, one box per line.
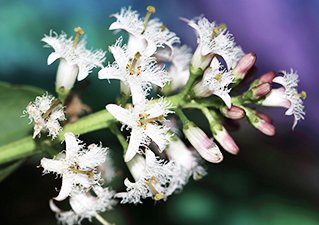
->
[109, 6, 180, 57]
[42, 28, 106, 92]
[24, 93, 65, 139]
[99, 37, 171, 104]
[261, 69, 306, 129]
[115, 149, 175, 204]
[40, 132, 108, 201]
[106, 97, 173, 162]
[50, 185, 117, 225]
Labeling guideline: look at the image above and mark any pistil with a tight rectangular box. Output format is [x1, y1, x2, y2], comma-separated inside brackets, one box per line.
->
[69, 166, 94, 178]
[73, 27, 84, 48]
[142, 6, 156, 34]
[146, 177, 163, 201]
[127, 52, 141, 75]
[42, 99, 62, 119]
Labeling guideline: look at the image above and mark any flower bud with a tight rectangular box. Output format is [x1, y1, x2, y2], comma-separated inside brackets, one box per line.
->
[183, 123, 223, 163]
[220, 105, 246, 119]
[250, 82, 272, 100]
[212, 125, 239, 155]
[259, 71, 276, 83]
[233, 52, 256, 81]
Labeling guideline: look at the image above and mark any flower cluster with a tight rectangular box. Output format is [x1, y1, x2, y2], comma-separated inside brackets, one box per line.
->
[40, 132, 117, 224]
[20, 5, 306, 225]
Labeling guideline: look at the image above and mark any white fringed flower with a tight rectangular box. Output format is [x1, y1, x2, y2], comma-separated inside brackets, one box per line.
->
[42, 28, 106, 92]
[109, 6, 180, 57]
[182, 16, 242, 71]
[193, 57, 235, 108]
[40, 132, 108, 201]
[262, 69, 306, 129]
[98, 37, 171, 104]
[164, 137, 207, 198]
[115, 149, 175, 204]
[50, 186, 117, 225]
[106, 98, 173, 162]
[24, 93, 65, 139]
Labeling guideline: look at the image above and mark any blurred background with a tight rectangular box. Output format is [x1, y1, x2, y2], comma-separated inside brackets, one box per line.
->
[1, 0, 319, 224]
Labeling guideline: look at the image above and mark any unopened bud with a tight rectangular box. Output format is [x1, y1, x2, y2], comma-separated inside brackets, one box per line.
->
[259, 71, 276, 83]
[250, 83, 272, 100]
[233, 52, 256, 80]
[220, 105, 246, 119]
[252, 117, 276, 136]
[213, 125, 239, 155]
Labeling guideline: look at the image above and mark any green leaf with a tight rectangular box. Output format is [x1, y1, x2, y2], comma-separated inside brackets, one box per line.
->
[0, 81, 46, 146]
[0, 159, 25, 182]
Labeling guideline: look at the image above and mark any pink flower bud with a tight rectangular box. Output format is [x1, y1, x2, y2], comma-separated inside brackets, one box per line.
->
[259, 71, 276, 83]
[233, 52, 256, 80]
[184, 124, 223, 163]
[254, 118, 276, 136]
[220, 105, 246, 119]
[255, 111, 272, 124]
[251, 83, 272, 100]
[213, 127, 239, 155]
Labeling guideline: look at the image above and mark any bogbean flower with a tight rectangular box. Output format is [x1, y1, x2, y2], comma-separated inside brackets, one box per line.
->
[261, 69, 306, 129]
[193, 57, 235, 108]
[115, 149, 175, 204]
[50, 186, 117, 225]
[109, 6, 180, 57]
[164, 137, 207, 198]
[183, 122, 223, 163]
[181, 16, 243, 72]
[42, 28, 106, 93]
[106, 97, 173, 162]
[40, 132, 108, 201]
[24, 93, 65, 139]
[98, 37, 171, 104]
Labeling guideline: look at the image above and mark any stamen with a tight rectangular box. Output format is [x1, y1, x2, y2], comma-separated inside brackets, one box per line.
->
[211, 23, 227, 39]
[142, 6, 156, 34]
[140, 115, 165, 124]
[296, 91, 307, 100]
[214, 74, 222, 82]
[128, 52, 142, 75]
[160, 24, 166, 31]
[69, 167, 94, 178]
[219, 23, 227, 30]
[146, 178, 163, 201]
[73, 27, 84, 48]
[42, 99, 62, 119]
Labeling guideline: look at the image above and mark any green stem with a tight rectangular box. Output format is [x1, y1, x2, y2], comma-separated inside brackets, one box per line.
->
[0, 109, 116, 165]
[109, 123, 128, 159]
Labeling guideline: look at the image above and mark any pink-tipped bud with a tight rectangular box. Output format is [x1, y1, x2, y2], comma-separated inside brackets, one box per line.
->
[255, 111, 272, 124]
[254, 118, 276, 136]
[213, 127, 239, 155]
[220, 105, 246, 119]
[259, 71, 276, 83]
[233, 52, 256, 80]
[184, 124, 223, 163]
[251, 83, 272, 100]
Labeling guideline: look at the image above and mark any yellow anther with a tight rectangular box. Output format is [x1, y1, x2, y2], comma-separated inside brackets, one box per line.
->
[73, 27, 84, 48]
[219, 23, 227, 30]
[213, 27, 220, 34]
[146, 178, 163, 201]
[214, 74, 222, 82]
[139, 113, 144, 118]
[160, 24, 166, 31]
[142, 6, 156, 34]
[300, 91, 307, 100]
[143, 124, 147, 130]
[137, 121, 141, 127]
[144, 113, 150, 117]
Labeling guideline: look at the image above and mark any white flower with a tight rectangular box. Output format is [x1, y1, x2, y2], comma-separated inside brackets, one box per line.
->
[24, 93, 65, 139]
[193, 57, 235, 108]
[262, 69, 306, 129]
[156, 45, 192, 92]
[98, 37, 171, 104]
[50, 185, 117, 225]
[42, 28, 106, 92]
[106, 97, 173, 162]
[115, 149, 175, 204]
[40, 132, 108, 201]
[109, 6, 180, 57]
[182, 16, 242, 71]
[164, 137, 207, 198]
[183, 122, 223, 163]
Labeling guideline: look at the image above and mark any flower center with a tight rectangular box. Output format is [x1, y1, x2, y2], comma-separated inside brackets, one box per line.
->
[126, 52, 142, 76]
[141, 5, 156, 34]
[211, 23, 226, 39]
[214, 73, 222, 82]
[73, 27, 84, 48]
[42, 99, 62, 119]
[146, 177, 163, 201]
[69, 163, 94, 178]
[137, 113, 165, 130]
